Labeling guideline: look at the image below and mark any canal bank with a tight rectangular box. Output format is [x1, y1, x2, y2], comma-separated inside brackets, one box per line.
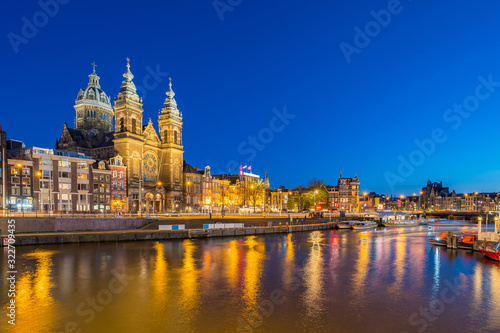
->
[2, 222, 336, 246]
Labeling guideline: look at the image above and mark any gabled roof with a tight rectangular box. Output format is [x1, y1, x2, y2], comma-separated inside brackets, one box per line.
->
[183, 161, 199, 174]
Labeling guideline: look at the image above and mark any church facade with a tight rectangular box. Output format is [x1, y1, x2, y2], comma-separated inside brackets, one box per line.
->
[57, 60, 184, 212]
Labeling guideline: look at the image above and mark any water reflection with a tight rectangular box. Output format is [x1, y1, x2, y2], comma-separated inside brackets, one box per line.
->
[150, 242, 169, 314]
[351, 234, 369, 307]
[226, 240, 241, 290]
[302, 239, 324, 317]
[388, 236, 407, 299]
[283, 234, 296, 290]
[242, 236, 265, 318]
[178, 239, 200, 329]
[7, 249, 57, 333]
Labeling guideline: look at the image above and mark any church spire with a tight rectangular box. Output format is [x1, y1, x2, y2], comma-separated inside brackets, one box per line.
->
[118, 57, 139, 101]
[161, 77, 179, 116]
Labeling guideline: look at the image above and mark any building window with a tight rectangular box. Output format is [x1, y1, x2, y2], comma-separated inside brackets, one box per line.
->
[22, 178, 30, 185]
[119, 118, 125, 132]
[58, 159, 70, 168]
[22, 168, 30, 175]
[59, 183, 71, 190]
[12, 187, 20, 195]
[12, 177, 20, 184]
[40, 156, 51, 166]
[22, 187, 31, 196]
[78, 173, 88, 180]
[131, 119, 137, 134]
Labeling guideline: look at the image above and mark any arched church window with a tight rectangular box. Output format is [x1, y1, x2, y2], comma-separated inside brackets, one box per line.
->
[174, 131, 178, 144]
[131, 119, 137, 134]
[119, 118, 124, 132]
[163, 130, 168, 142]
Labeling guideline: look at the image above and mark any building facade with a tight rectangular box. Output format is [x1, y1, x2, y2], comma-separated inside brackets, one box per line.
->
[110, 155, 127, 213]
[327, 173, 360, 212]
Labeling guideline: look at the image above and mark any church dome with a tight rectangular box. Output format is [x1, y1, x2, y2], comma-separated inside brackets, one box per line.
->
[75, 65, 112, 109]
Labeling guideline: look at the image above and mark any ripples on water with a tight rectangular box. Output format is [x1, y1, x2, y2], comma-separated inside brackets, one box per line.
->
[1, 226, 500, 333]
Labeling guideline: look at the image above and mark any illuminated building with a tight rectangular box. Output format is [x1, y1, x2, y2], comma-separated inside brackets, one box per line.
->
[327, 172, 360, 213]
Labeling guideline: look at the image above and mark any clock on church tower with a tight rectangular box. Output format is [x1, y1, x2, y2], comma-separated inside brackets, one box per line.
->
[143, 151, 158, 173]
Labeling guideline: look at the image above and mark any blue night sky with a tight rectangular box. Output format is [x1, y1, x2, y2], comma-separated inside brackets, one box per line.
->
[2, 0, 500, 195]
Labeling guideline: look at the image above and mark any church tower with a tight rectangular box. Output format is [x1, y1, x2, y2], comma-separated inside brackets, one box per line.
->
[158, 78, 184, 210]
[113, 59, 145, 189]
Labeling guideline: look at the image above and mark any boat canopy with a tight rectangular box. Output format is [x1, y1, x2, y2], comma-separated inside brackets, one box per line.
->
[494, 243, 500, 251]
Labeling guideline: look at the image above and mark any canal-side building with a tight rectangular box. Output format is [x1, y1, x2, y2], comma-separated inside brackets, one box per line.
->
[109, 155, 127, 213]
[270, 187, 289, 213]
[92, 160, 112, 213]
[182, 161, 202, 213]
[5, 154, 34, 212]
[327, 172, 360, 212]
[22, 147, 95, 212]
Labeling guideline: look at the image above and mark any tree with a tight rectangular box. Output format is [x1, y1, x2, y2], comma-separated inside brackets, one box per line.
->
[247, 179, 264, 213]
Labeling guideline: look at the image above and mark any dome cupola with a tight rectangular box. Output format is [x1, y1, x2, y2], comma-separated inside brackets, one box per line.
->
[74, 62, 114, 132]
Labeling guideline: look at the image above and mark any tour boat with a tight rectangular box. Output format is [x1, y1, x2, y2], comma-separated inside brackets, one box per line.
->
[351, 221, 377, 230]
[337, 221, 353, 229]
[478, 242, 500, 262]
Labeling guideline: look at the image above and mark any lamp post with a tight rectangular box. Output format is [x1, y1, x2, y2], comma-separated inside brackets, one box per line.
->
[314, 190, 318, 210]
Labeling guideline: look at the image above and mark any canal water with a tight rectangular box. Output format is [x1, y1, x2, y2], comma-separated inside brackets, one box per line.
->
[1, 225, 500, 333]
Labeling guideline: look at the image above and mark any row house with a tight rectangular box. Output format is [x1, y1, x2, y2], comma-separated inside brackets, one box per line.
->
[327, 172, 360, 213]
[92, 160, 112, 213]
[270, 187, 289, 213]
[110, 155, 128, 212]
[183, 161, 202, 213]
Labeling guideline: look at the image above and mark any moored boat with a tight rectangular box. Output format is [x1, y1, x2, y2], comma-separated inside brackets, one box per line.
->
[429, 232, 448, 247]
[478, 242, 500, 262]
[337, 221, 353, 229]
[457, 233, 477, 250]
[351, 221, 377, 230]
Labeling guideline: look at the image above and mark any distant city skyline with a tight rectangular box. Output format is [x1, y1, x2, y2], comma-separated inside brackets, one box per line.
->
[3, 0, 500, 194]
